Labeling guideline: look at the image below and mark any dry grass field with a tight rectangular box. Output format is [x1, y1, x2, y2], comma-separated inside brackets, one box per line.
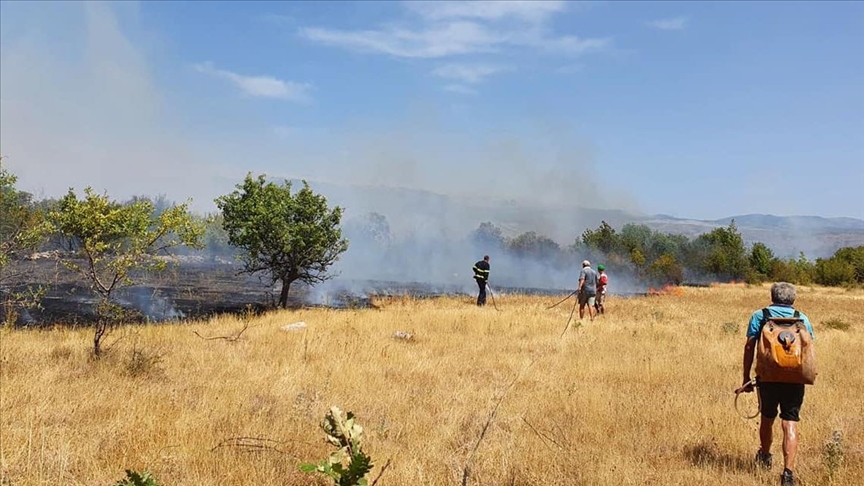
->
[1, 284, 862, 486]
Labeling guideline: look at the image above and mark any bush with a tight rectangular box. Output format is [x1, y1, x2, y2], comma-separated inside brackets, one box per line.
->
[814, 258, 857, 287]
[114, 470, 157, 486]
[721, 322, 739, 334]
[822, 318, 851, 332]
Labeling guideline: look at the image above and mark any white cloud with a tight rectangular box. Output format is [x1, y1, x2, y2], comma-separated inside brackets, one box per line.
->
[300, 21, 502, 58]
[442, 84, 477, 95]
[647, 17, 688, 31]
[406, 1, 566, 23]
[432, 63, 510, 83]
[299, 2, 609, 59]
[194, 62, 312, 102]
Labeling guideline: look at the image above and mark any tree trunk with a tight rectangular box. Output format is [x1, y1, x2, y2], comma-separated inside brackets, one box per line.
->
[93, 321, 106, 357]
[278, 278, 291, 309]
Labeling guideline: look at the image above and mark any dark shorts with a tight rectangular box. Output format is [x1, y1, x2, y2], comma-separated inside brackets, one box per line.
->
[758, 382, 805, 421]
[578, 291, 596, 306]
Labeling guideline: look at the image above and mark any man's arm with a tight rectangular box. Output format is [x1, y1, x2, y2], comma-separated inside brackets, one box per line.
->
[741, 337, 757, 392]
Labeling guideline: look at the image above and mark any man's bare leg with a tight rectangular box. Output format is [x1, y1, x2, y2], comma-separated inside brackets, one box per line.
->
[760, 416, 775, 456]
[781, 420, 798, 471]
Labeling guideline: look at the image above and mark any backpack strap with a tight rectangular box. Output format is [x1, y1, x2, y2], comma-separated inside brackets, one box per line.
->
[761, 308, 771, 325]
[793, 310, 800, 318]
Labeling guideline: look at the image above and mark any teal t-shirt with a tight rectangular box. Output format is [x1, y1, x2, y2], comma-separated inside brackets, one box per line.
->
[746, 304, 815, 340]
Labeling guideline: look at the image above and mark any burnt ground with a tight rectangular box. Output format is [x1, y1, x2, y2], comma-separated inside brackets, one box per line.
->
[2, 257, 577, 327]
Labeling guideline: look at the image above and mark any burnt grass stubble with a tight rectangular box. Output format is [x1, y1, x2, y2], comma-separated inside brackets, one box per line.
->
[4, 257, 616, 327]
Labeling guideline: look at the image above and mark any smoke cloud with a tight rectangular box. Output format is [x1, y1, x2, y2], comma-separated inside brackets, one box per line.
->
[0, 2, 643, 298]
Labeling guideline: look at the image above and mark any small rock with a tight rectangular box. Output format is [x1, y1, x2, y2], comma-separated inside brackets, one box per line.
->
[393, 330, 414, 341]
[281, 321, 307, 332]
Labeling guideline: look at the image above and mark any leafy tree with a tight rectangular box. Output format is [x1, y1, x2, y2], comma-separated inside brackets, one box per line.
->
[507, 231, 561, 260]
[695, 221, 749, 279]
[199, 213, 233, 257]
[630, 248, 647, 268]
[470, 221, 505, 251]
[749, 242, 775, 277]
[813, 257, 856, 287]
[344, 212, 392, 249]
[49, 188, 203, 355]
[0, 159, 48, 323]
[619, 224, 652, 254]
[216, 174, 348, 309]
[831, 245, 864, 283]
[581, 220, 620, 254]
[792, 252, 815, 285]
[647, 254, 683, 285]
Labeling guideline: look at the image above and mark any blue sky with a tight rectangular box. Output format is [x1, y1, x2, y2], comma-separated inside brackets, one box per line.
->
[1, 1, 862, 219]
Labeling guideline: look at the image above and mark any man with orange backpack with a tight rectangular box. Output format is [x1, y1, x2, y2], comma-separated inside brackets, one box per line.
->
[740, 282, 816, 486]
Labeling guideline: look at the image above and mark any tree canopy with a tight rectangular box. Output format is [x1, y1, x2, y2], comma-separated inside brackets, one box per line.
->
[216, 174, 348, 308]
[49, 187, 203, 354]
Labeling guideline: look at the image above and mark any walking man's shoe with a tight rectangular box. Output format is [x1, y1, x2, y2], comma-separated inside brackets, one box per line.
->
[780, 468, 795, 486]
[755, 449, 773, 469]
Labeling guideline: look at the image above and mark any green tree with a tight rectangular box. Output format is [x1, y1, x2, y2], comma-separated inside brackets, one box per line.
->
[49, 188, 203, 355]
[831, 245, 864, 283]
[619, 224, 652, 254]
[695, 221, 749, 279]
[630, 248, 647, 268]
[507, 231, 561, 260]
[647, 254, 683, 285]
[1, 159, 48, 323]
[813, 257, 856, 287]
[793, 252, 815, 285]
[216, 174, 348, 309]
[470, 221, 505, 250]
[749, 242, 775, 276]
[581, 220, 620, 254]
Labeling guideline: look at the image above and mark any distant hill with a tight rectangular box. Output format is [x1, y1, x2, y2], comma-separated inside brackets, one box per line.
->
[293, 179, 864, 259]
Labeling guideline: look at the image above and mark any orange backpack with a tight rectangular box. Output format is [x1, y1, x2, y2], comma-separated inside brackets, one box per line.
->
[755, 308, 817, 385]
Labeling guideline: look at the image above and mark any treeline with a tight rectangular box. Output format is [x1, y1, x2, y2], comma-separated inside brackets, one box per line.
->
[344, 215, 864, 288]
[576, 221, 863, 287]
[3, 160, 863, 296]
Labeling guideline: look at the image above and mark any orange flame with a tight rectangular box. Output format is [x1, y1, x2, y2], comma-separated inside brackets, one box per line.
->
[647, 284, 685, 297]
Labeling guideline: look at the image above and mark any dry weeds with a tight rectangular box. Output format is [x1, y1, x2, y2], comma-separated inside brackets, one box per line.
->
[1, 284, 862, 485]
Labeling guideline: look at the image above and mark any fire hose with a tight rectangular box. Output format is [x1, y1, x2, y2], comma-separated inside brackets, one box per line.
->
[486, 283, 500, 311]
[546, 289, 578, 309]
[734, 378, 761, 420]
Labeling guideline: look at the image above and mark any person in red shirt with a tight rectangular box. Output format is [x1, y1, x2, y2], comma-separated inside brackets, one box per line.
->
[595, 264, 608, 315]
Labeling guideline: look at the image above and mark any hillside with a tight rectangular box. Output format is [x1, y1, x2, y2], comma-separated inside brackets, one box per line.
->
[297, 180, 864, 258]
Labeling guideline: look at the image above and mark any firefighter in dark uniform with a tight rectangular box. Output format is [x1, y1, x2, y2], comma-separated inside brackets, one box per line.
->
[473, 255, 491, 306]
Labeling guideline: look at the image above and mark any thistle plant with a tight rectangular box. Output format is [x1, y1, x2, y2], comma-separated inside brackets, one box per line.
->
[300, 407, 374, 486]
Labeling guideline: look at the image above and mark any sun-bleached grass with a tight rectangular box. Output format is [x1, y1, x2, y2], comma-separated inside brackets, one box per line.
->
[1, 284, 862, 485]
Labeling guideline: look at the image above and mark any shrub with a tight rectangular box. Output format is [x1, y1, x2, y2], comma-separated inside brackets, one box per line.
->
[300, 407, 375, 486]
[114, 470, 158, 486]
[721, 322, 739, 335]
[822, 318, 851, 332]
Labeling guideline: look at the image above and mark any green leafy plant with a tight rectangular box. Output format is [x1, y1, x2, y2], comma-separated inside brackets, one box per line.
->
[300, 407, 374, 486]
[823, 430, 844, 483]
[48, 188, 203, 355]
[0, 158, 49, 325]
[114, 469, 158, 486]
